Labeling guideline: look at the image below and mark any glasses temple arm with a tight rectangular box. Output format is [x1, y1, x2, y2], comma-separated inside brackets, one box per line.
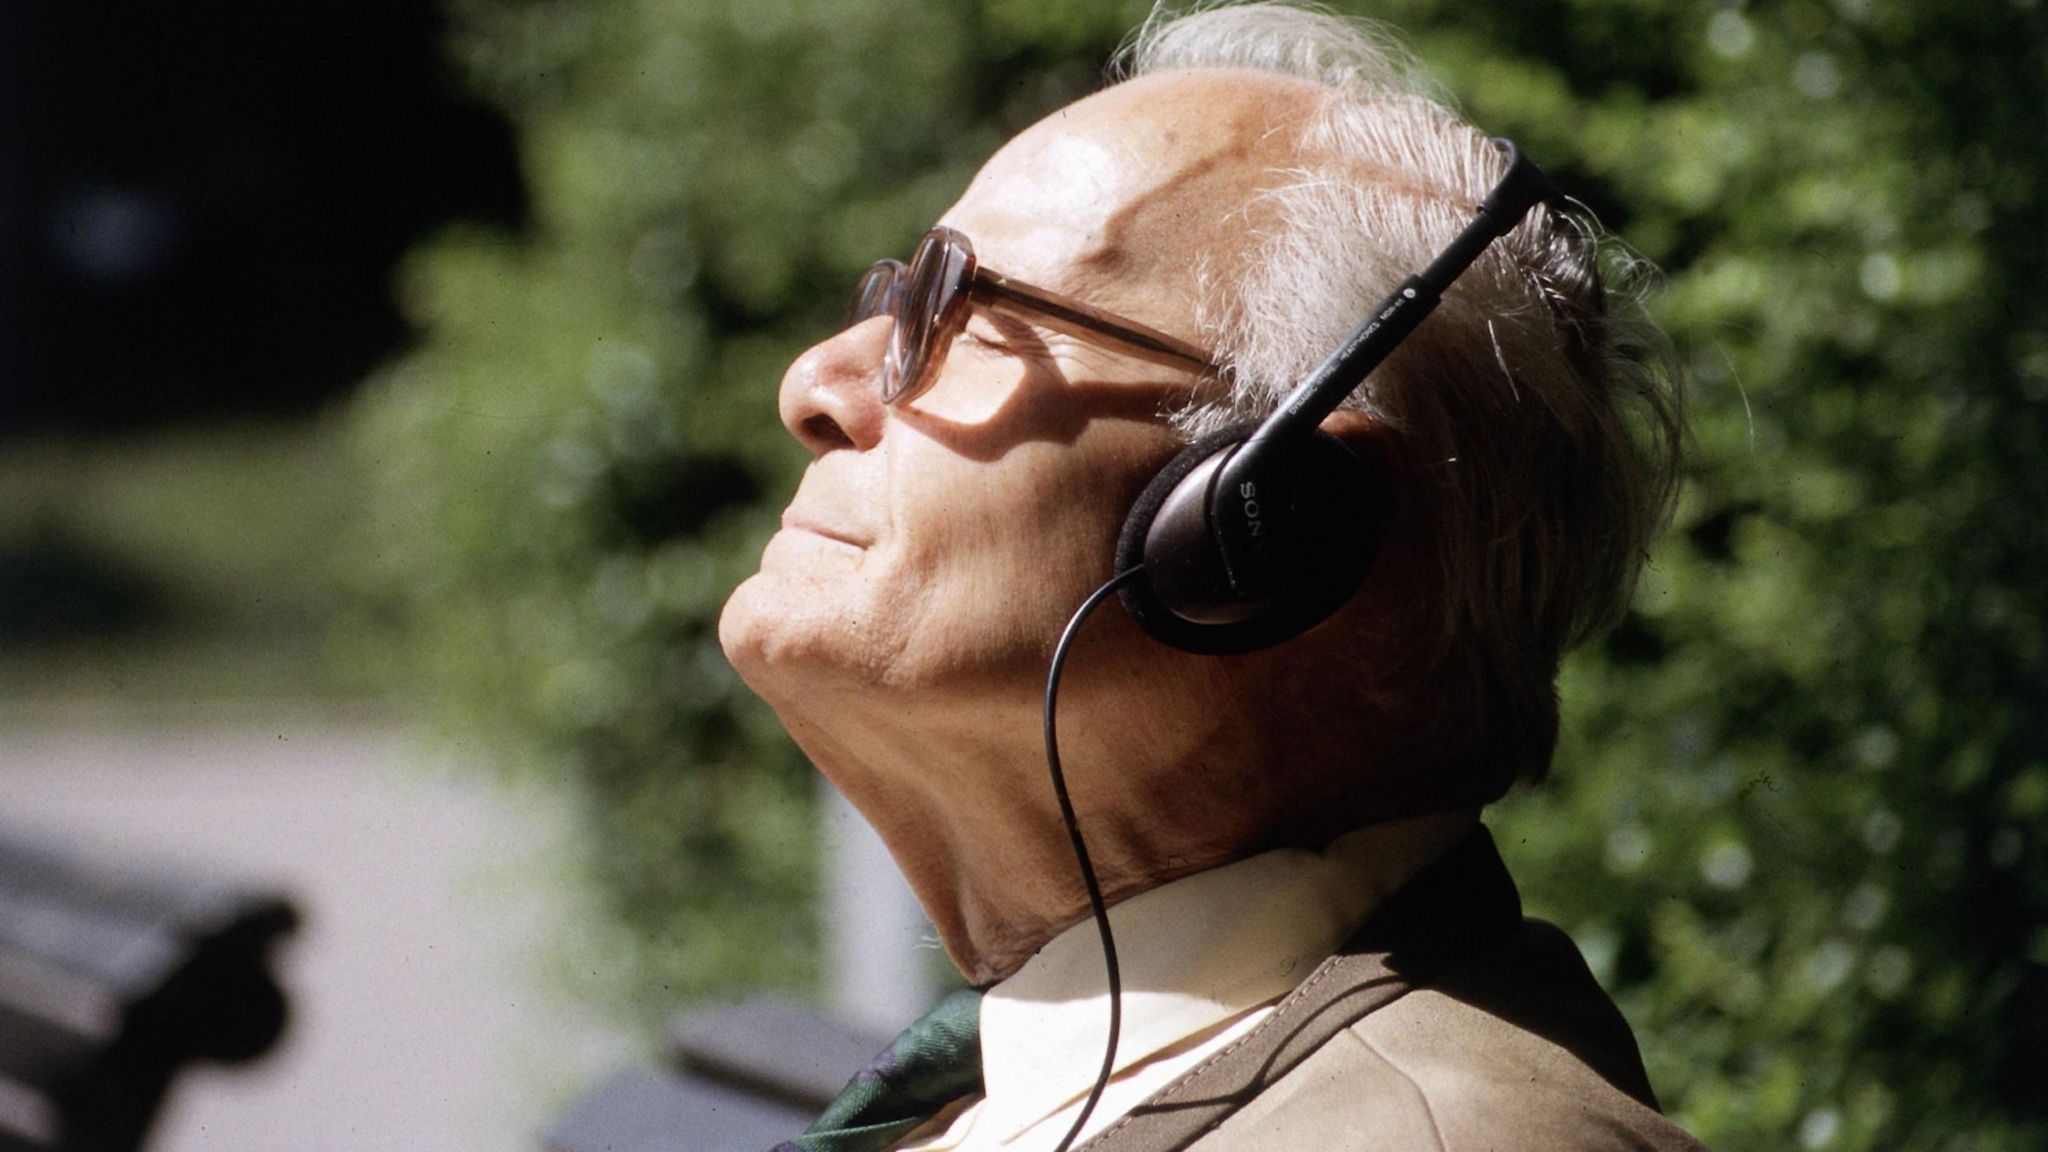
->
[971, 270, 1216, 375]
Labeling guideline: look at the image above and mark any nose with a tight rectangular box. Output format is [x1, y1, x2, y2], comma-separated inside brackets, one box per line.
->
[778, 318, 889, 456]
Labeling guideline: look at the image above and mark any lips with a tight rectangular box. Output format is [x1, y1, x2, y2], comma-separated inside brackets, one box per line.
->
[779, 510, 870, 549]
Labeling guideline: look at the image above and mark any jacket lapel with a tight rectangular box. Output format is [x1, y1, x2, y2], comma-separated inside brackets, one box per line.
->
[1075, 828, 1523, 1152]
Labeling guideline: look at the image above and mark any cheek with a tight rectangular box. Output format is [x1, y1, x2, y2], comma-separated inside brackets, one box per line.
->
[942, 447, 1147, 624]
[857, 451, 1098, 677]
[919, 448, 1100, 572]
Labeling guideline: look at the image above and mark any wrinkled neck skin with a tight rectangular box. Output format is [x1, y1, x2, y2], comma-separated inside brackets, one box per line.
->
[753, 614, 1448, 986]
[756, 635, 1269, 984]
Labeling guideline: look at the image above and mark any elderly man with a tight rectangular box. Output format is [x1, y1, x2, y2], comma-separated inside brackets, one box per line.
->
[720, 3, 1700, 1149]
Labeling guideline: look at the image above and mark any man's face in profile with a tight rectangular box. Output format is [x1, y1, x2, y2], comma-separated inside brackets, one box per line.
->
[719, 71, 1314, 707]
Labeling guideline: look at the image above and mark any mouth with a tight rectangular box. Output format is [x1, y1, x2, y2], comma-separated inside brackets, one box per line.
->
[778, 512, 869, 550]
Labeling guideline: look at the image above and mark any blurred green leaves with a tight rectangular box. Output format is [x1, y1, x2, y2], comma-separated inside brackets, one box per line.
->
[355, 1, 2046, 1146]
[1401, 1, 2048, 1147]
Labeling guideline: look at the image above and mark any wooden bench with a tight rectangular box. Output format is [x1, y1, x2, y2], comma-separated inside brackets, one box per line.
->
[0, 828, 297, 1151]
[546, 998, 889, 1152]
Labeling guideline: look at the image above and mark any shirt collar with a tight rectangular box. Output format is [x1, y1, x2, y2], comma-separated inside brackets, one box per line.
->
[975, 809, 1478, 1142]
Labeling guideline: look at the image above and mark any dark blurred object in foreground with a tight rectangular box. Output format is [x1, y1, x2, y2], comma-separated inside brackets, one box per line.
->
[546, 999, 888, 1152]
[0, 1, 525, 438]
[0, 828, 298, 1152]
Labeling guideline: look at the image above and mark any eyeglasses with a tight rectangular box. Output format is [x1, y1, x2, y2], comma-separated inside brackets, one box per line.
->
[846, 225, 1217, 405]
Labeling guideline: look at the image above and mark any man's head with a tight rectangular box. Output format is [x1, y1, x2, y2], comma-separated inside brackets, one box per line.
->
[720, 64, 1313, 692]
[719, 2, 1681, 975]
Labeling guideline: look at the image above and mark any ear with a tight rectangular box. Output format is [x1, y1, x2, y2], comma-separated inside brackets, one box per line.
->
[1318, 409, 1400, 479]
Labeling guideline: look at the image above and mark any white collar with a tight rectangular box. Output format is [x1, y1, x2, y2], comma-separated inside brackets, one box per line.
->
[975, 810, 1477, 1143]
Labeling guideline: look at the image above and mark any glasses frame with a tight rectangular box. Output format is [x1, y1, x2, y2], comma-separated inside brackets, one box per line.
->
[846, 226, 1216, 405]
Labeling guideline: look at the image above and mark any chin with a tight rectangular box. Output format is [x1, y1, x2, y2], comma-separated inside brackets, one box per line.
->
[719, 564, 885, 703]
[720, 570, 816, 693]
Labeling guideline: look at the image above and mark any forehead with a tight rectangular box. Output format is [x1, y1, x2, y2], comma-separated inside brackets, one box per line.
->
[938, 70, 1320, 290]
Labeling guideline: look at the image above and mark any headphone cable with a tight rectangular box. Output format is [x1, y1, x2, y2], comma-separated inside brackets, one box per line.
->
[1043, 565, 1144, 1152]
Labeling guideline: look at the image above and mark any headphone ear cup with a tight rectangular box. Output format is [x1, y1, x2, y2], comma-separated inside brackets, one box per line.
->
[1116, 423, 1259, 645]
[1117, 421, 1386, 656]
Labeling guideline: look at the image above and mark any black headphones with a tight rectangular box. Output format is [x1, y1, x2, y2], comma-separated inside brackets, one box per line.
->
[1115, 139, 1556, 655]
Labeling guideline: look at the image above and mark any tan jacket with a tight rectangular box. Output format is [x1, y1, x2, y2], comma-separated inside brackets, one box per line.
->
[1077, 831, 1708, 1152]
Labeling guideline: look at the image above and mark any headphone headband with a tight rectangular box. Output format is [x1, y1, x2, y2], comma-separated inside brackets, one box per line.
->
[1219, 139, 1555, 497]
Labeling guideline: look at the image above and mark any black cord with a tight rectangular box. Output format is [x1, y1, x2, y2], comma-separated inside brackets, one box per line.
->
[1044, 565, 1145, 1152]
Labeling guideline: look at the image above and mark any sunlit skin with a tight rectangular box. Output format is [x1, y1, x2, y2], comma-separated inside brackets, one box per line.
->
[719, 69, 1471, 984]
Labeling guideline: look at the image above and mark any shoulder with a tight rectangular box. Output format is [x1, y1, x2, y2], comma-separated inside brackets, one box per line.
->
[1196, 920, 1709, 1152]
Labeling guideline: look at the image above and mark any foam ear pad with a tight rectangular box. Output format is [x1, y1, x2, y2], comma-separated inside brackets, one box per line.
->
[1117, 421, 1387, 655]
[1116, 424, 1259, 644]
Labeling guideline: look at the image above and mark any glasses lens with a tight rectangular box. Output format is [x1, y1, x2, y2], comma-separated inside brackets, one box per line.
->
[881, 229, 974, 404]
[846, 259, 904, 329]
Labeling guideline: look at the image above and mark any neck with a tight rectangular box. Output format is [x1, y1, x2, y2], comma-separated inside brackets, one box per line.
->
[761, 626, 1464, 984]
[768, 656, 1274, 984]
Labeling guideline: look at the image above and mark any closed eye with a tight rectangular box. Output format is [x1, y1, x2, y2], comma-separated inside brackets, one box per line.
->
[961, 313, 1062, 369]
[959, 328, 1018, 355]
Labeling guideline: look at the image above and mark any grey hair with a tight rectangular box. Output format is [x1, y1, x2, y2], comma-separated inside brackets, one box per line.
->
[1118, 2, 1686, 789]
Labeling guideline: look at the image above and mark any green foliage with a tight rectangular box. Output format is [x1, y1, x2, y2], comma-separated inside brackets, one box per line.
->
[1385, 1, 2048, 1148]
[355, 0, 2047, 1145]
[0, 420, 371, 707]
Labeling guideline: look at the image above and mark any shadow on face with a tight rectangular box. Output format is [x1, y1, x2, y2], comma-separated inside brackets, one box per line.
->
[896, 312, 1195, 463]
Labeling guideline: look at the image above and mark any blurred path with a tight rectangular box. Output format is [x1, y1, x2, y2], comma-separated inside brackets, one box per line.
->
[0, 720, 630, 1152]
